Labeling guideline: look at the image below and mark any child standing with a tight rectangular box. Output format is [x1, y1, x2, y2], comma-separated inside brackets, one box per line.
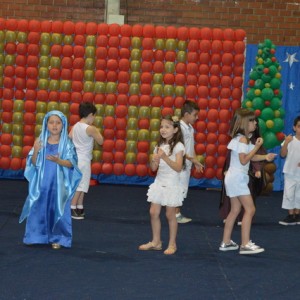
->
[176, 100, 204, 223]
[139, 115, 185, 255]
[219, 108, 276, 255]
[279, 116, 300, 225]
[19, 110, 82, 249]
[69, 102, 103, 220]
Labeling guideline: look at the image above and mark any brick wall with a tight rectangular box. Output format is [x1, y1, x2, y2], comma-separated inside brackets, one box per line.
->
[0, 0, 299, 45]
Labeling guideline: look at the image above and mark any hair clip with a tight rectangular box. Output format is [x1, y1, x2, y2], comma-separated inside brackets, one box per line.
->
[172, 115, 179, 123]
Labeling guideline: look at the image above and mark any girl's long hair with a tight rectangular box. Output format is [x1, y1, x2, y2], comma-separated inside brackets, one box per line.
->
[158, 115, 186, 167]
[229, 108, 256, 143]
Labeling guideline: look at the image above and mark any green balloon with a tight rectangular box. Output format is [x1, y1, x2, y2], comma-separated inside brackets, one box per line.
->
[260, 107, 274, 121]
[270, 118, 284, 133]
[270, 78, 281, 89]
[264, 58, 272, 67]
[264, 39, 273, 48]
[255, 65, 264, 74]
[254, 79, 264, 90]
[246, 89, 255, 100]
[163, 84, 174, 96]
[252, 97, 264, 110]
[268, 65, 278, 76]
[177, 41, 187, 51]
[250, 71, 259, 81]
[263, 131, 279, 149]
[261, 88, 274, 100]
[165, 39, 177, 51]
[270, 97, 282, 110]
[261, 73, 272, 83]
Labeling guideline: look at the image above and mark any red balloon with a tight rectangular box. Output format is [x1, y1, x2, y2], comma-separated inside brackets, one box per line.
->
[103, 116, 115, 129]
[195, 144, 205, 155]
[91, 162, 102, 175]
[18, 19, 29, 31]
[219, 109, 231, 122]
[211, 40, 222, 53]
[218, 146, 228, 158]
[161, 107, 174, 117]
[136, 164, 148, 177]
[198, 110, 207, 121]
[199, 40, 211, 52]
[218, 134, 230, 145]
[189, 27, 201, 39]
[24, 101, 36, 112]
[97, 23, 109, 35]
[213, 28, 223, 40]
[152, 96, 163, 107]
[138, 118, 150, 129]
[116, 118, 127, 130]
[132, 24, 143, 36]
[137, 141, 150, 153]
[201, 27, 212, 39]
[0, 145, 12, 157]
[115, 140, 126, 152]
[120, 24, 132, 37]
[223, 28, 235, 41]
[103, 140, 115, 152]
[86, 22, 97, 35]
[234, 41, 246, 53]
[177, 26, 189, 40]
[125, 164, 136, 176]
[188, 40, 199, 52]
[114, 151, 125, 163]
[63, 21, 75, 35]
[0, 157, 11, 169]
[113, 163, 125, 175]
[204, 168, 216, 179]
[103, 129, 115, 139]
[1, 133, 13, 145]
[206, 122, 218, 133]
[102, 163, 113, 175]
[102, 152, 114, 163]
[143, 25, 155, 38]
[24, 112, 35, 125]
[23, 135, 35, 146]
[137, 153, 149, 164]
[208, 98, 219, 109]
[220, 98, 231, 109]
[235, 29, 246, 41]
[205, 156, 217, 168]
[75, 22, 86, 35]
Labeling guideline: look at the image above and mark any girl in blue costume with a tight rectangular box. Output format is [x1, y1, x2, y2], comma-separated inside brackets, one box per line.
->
[19, 110, 82, 249]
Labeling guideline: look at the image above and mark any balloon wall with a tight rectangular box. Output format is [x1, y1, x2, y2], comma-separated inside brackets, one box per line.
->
[0, 18, 246, 183]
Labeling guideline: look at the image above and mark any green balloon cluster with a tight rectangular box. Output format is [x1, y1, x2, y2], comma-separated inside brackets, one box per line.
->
[242, 39, 285, 149]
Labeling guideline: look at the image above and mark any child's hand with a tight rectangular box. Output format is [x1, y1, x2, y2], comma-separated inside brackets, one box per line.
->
[284, 134, 293, 144]
[194, 160, 204, 173]
[152, 153, 160, 164]
[265, 153, 277, 162]
[255, 170, 261, 178]
[33, 139, 42, 153]
[46, 154, 60, 163]
[255, 137, 263, 147]
[157, 147, 167, 159]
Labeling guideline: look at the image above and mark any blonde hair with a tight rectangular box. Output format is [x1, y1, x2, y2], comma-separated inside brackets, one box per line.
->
[229, 108, 255, 142]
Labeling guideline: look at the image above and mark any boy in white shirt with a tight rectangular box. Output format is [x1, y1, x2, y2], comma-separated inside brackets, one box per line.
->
[279, 116, 300, 225]
[176, 100, 204, 223]
[69, 102, 103, 219]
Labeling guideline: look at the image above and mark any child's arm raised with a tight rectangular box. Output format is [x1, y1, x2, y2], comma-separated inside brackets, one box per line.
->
[238, 136, 263, 165]
[280, 134, 293, 158]
[87, 125, 104, 146]
[158, 147, 183, 172]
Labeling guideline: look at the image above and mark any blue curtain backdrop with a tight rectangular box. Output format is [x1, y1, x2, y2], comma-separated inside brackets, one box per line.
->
[2, 44, 300, 191]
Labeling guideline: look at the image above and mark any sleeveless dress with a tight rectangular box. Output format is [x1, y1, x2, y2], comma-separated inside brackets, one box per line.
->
[224, 135, 255, 198]
[147, 142, 185, 207]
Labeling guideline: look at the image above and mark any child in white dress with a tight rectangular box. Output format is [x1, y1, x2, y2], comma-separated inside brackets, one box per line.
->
[139, 115, 185, 255]
[219, 108, 276, 255]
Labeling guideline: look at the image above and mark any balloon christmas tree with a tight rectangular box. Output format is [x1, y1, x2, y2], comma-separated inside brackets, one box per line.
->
[243, 39, 285, 149]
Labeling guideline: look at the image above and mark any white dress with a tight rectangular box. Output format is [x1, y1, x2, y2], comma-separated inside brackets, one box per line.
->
[147, 142, 185, 207]
[224, 134, 255, 197]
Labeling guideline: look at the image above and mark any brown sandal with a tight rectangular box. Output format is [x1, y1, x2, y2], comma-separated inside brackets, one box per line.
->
[164, 245, 177, 255]
[139, 241, 162, 251]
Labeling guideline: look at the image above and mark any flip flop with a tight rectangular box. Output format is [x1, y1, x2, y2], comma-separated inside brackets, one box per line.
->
[139, 241, 162, 251]
[164, 245, 177, 255]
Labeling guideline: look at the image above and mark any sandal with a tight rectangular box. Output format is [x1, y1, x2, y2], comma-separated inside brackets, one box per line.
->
[52, 243, 61, 250]
[164, 245, 177, 255]
[139, 241, 162, 251]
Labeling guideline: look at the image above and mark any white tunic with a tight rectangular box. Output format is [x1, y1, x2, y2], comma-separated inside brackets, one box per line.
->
[224, 134, 255, 197]
[283, 136, 300, 178]
[147, 142, 185, 207]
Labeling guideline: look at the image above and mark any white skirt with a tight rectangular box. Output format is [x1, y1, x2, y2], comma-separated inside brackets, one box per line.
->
[224, 169, 250, 198]
[147, 182, 185, 207]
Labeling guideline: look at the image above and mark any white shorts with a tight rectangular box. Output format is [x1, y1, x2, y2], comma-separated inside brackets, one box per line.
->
[179, 164, 192, 198]
[282, 174, 300, 209]
[77, 160, 91, 193]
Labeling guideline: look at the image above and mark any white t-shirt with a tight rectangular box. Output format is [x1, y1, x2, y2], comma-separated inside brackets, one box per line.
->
[72, 122, 94, 162]
[180, 120, 194, 169]
[283, 136, 300, 178]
